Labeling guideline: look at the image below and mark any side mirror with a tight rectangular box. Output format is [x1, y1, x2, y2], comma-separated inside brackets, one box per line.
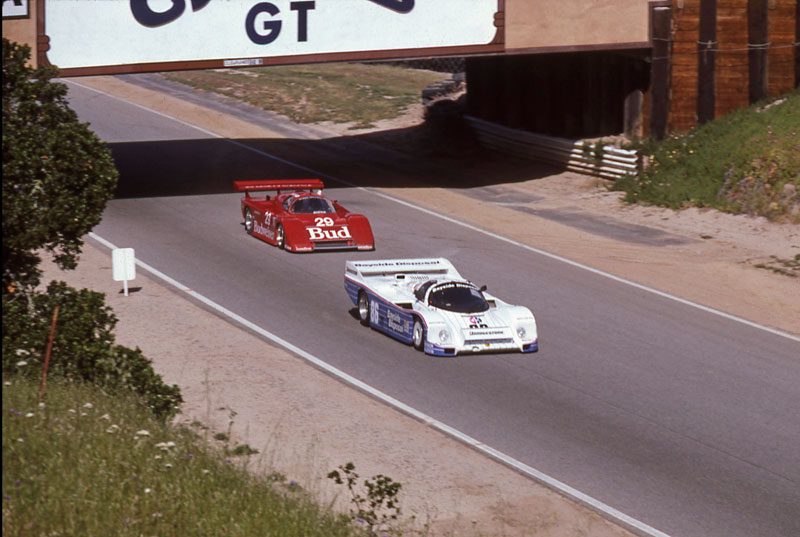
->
[480, 285, 487, 292]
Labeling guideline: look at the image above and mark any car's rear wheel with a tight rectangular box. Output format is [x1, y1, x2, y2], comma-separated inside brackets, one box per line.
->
[412, 318, 425, 351]
[358, 291, 370, 327]
[244, 208, 254, 235]
[276, 224, 285, 249]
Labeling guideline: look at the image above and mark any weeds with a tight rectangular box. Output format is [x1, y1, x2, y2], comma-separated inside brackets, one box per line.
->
[581, 139, 607, 167]
[754, 254, 800, 278]
[615, 90, 800, 222]
[3, 377, 362, 537]
[328, 462, 403, 535]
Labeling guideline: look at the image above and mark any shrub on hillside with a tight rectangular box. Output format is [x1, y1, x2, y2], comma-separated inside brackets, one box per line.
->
[615, 90, 800, 222]
[2, 281, 182, 420]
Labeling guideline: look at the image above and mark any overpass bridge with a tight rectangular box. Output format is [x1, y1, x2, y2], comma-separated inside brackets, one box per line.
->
[4, 0, 798, 140]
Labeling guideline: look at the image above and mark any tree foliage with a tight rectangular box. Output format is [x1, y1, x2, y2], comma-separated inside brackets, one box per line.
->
[2, 38, 118, 293]
[2, 39, 181, 420]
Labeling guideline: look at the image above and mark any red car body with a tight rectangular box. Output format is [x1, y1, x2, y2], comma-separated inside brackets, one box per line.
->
[234, 179, 375, 253]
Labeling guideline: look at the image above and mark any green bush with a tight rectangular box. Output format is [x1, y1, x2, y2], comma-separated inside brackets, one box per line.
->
[3, 38, 118, 293]
[2, 281, 182, 420]
[615, 90, 800, 222]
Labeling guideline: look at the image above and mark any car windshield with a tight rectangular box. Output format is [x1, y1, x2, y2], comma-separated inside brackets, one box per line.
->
[291, 196, 334, 214]
[428, 283, 489, 313]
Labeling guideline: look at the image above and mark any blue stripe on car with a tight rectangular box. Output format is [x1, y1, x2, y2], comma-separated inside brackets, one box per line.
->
[345, 276, 419, 346]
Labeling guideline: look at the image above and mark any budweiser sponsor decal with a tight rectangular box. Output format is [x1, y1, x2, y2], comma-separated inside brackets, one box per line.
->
[254, 221, 275, 239]
[307, 226, 352, 240]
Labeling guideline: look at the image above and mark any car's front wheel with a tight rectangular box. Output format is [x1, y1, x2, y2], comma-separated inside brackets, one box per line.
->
[244, 208, 254, 235]
[412, 318, 425, 351]
[358, 291, 370, 327]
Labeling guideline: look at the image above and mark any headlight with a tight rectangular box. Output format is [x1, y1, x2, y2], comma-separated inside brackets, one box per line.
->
[438, 329, 450, 343]
[516, 326, 527, 339]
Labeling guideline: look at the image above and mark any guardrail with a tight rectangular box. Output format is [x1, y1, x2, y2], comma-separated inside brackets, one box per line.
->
[465, 116, 639, 180]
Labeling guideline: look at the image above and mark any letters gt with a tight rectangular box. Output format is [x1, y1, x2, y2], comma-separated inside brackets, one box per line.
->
[234, 179, 374, 253]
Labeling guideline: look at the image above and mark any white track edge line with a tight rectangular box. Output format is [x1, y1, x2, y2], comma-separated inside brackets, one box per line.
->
[88, 231, 671, 537]
[66, 78, 798, 343]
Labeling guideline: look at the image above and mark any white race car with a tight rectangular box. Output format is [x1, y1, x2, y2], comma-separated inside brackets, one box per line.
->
[344, 258, 538, 356]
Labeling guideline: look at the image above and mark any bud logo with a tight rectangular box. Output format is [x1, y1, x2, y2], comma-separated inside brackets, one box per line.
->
[307, 226, 351, 240]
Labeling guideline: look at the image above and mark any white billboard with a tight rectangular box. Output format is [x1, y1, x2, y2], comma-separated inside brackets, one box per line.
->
[42, 0, 501, 72]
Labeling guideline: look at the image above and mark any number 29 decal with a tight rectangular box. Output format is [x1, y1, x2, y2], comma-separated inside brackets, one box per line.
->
[314, 217, 335, 227]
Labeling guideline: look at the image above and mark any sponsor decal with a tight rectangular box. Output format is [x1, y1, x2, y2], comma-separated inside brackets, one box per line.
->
[353, 260, 441, 268]
[224, 58, 264, 67]
[467, 315, 488, 328]
[386, 309, 409, 334]
[307, 226, 351, 240]
[467, 329, 504, 336]
[253, 221, 275, 239]
[434, 282, 475, 292]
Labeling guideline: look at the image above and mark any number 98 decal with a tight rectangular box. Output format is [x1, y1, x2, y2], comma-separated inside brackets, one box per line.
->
[315, 217, 335, 227]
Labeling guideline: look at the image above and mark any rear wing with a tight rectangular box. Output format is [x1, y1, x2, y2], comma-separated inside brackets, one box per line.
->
[345, 258, 462, 280]
[234, 179, 324, 197]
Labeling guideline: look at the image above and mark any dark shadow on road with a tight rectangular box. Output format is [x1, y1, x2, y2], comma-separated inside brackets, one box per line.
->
[108, 120, 559, 199]
[108, 128, 696, 247]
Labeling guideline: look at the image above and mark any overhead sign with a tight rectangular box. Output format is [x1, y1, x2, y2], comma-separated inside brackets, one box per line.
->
[40, 0, 503, 74]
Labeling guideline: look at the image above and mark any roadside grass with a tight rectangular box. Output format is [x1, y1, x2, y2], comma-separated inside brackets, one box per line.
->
[2, 377, 363, 537]
[614, 90, 800, 223]
[164, 63, 447, 129]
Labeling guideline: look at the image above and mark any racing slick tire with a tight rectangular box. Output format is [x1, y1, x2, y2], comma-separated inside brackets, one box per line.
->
[276, 224, 285, 250]
[244, 208, 254, 235]
[358, 291, 371, 327]
[412, 318, 425, 351]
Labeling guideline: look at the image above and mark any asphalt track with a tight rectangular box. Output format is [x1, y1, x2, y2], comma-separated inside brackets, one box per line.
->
[65, 78, 800, 537]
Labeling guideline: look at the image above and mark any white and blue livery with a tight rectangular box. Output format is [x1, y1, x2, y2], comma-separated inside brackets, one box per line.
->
[344, 258, 538, 356]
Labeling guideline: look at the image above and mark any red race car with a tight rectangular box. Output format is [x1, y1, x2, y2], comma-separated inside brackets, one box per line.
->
[234, 179, 375, 253]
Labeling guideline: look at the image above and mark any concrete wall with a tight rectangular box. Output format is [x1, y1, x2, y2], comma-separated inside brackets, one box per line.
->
[505, 0, 652, 51]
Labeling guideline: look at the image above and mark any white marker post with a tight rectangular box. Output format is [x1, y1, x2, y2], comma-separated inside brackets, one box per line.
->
[112, 248, 136, 296]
